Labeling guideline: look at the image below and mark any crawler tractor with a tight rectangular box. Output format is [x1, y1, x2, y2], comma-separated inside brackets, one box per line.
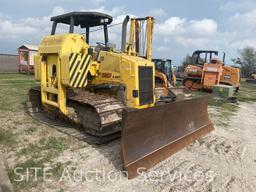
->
[27, 12, 214, 179]
[183, 50, 241, 91]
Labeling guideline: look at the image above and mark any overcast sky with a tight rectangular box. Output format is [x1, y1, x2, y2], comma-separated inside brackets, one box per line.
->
[1, 0, 256, 65]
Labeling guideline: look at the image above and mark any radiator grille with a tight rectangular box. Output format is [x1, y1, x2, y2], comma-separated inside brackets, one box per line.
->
[138, 66, 153, 105]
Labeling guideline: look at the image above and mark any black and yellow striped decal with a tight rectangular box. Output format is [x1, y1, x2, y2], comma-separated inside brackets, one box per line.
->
[69, 53, 91, 88]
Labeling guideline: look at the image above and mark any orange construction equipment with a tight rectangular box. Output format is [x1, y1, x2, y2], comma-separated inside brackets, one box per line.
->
[183, 50, 240, 91]
[221, 65, 241, 90]
[201, 58, 223, 90]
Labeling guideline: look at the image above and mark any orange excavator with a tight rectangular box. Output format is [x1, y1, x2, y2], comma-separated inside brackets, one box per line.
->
[183, 50, 241, 91]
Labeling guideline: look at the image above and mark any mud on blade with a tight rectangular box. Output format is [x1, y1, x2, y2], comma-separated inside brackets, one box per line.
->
[121, 96, 214, 179]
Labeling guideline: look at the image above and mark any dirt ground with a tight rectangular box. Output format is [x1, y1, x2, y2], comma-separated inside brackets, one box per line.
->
[0, 74, 255, 192]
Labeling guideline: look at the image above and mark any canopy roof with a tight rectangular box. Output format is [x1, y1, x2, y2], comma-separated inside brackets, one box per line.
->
[50, 12, 113, 28]
[193, 50, 219, 56]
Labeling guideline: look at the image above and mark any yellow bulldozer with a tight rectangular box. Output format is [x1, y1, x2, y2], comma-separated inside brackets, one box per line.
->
[27, 12, 214, 179]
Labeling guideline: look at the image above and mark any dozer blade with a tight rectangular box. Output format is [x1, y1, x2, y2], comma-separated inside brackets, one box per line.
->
[121, 96, 214, 179]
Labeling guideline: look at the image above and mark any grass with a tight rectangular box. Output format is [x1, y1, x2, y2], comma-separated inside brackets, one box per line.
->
[0, 74, 255, 190]
[188, 88, 239, 127]
[187, 85, 244, 127]
[209, 99, 239, 127]
[207, 80, 256, 127]
[0, 129, 16, 146]
[190, 90, 210, 98]
[18, 143, 42, 159]
[188, 80, 255, 127]
[0, 73, 39, 111]
[46, 137, 68, 151]
[18, 137, 68, 159]
[7, 159, 66, 191]
[209, 99, 239, 111]
[24, 127, 37, 135]
[12, 136, 68, 190]
[188, 80, 256, 103]
[7, 158, 45, 190]
[236, 81, 256, 103]
[0, 73, 33, 79]
[0, 74, 71, 190]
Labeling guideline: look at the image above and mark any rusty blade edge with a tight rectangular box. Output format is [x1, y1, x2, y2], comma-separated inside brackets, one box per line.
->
[124, 122, 213, 167]
[123, 123, 214, 179]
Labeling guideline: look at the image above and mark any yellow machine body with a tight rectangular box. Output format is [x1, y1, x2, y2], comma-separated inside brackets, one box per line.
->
[35, 33, 155, 114]
[93, 51, 155, 108]
[28, 12, 214, 179]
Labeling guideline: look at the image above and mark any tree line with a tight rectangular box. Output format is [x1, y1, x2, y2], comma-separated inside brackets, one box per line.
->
[232, 47, 256, 78]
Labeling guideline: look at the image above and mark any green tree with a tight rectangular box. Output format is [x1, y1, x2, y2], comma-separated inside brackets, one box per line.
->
[232, 47, 256, 78]
[181, 54, 196, 70]
[182, 55, 191, 67]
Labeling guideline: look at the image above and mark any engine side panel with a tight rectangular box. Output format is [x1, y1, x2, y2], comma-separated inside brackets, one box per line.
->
[221, 66, 241, 88]
[93, 51, 155, 109]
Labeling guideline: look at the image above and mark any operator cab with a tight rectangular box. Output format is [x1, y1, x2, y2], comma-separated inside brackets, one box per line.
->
[192, 50, 226, 65]
[50, 12, 113, 47]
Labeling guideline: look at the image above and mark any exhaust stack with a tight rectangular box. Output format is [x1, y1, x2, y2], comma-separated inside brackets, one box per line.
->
[121, 16, 130, 52]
